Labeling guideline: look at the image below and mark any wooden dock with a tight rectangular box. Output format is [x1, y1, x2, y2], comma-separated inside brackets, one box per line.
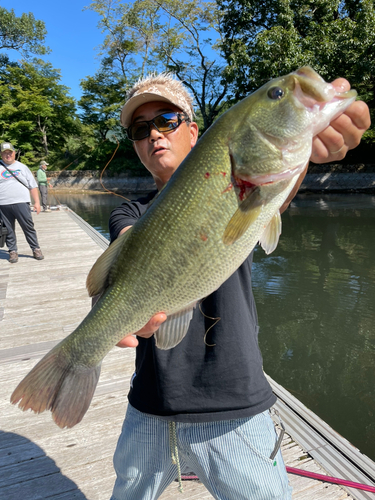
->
[0, 209, 373, 499]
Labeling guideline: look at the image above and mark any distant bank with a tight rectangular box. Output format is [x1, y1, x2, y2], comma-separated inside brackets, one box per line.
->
[38, 164, 375, 194]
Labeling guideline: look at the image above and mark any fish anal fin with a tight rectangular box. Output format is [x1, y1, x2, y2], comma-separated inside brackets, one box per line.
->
[223, 188, 263, 245]
[86, 228, 132, 297]
[259, 211, 282, 255]
[154, 303, 197, 350]
[10, 345, 101, 429]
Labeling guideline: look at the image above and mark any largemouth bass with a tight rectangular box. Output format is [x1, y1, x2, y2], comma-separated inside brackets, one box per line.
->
[11, 67, 356, 428]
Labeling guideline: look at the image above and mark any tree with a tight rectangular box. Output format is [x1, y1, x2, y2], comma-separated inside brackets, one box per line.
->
[87, 0, 233, 132]
[79, 70, 125, 140]
[0, 59, 79, 163]
[217, 0, 375, 143]
[86, 0, 160, 82]
[152, 0, 231, 130]
[0, 7, 49, 57]
[77, 68, 147, 174]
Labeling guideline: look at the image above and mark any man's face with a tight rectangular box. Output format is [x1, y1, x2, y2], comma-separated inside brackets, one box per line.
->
[1, 149, 15, 165]
[131, 102, 198, 187]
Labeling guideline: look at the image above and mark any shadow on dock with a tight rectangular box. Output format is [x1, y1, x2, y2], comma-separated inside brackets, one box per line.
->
[0, 249, 9, 260]
[0, 430, 88, 500]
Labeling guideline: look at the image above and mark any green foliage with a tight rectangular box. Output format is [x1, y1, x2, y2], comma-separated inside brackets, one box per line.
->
[85, 138, 145, 175]
[151, 0, 231, 130]
[79, 70, 125, 141]
[77, 67, 145, 174]
[217, 0, 375, 144]
[0, 58, 79, 164]
[0, 7, 50, 57]
[61, 135, 144, 175]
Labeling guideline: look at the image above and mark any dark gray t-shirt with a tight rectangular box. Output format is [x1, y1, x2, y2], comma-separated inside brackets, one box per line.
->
[109, 194, 276, 422]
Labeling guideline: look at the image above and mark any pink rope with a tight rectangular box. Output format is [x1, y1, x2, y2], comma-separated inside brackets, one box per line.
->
[286, 466, 375, 493]
[181, 467, 375, 492]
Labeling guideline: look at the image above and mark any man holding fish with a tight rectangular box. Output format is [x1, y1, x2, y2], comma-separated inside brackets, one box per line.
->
[10, 67, 370, 499]
[108, 71, 370, 499]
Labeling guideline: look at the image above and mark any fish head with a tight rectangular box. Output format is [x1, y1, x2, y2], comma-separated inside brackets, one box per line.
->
[229, 66, 357, 188]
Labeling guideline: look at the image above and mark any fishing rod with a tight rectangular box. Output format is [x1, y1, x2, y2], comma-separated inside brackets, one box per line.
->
[98, 135, 131, 202]
[48, 137, 131, 208]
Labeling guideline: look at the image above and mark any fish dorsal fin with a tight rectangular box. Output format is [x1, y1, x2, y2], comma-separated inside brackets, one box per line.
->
[259, 211, 282, 255]
[154, 303, 197, 350]
[86, 228, 132, 297]
[223, 188, 263, 245]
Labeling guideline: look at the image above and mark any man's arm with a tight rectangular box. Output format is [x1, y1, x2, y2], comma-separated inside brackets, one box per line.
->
[280, 78, 371, 214]
[30, 187, 41, 214]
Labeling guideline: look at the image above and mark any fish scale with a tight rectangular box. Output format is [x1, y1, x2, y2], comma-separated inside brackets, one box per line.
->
[10, 67, 357, 428]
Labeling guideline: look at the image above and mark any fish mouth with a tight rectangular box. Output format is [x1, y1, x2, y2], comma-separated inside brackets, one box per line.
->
[293, 67, 357, 105]
[291, 68, 357, 126]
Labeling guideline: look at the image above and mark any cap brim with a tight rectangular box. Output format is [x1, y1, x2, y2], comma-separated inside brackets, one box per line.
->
[120, 94, 178, 128]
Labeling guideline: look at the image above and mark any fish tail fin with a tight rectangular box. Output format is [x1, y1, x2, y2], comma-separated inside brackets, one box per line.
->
[10, 346, 101, 428]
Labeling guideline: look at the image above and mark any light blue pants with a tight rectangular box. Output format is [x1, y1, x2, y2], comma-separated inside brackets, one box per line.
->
[111, 404, 292, 500]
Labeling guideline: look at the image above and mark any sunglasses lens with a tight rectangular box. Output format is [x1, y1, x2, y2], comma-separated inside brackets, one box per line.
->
[127, 113, 186, 141]
[128, 122, 149, 141]
[154, 113, 179, 132]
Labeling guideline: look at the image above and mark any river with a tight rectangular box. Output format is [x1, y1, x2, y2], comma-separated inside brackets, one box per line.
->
[49, 190, 375, 461]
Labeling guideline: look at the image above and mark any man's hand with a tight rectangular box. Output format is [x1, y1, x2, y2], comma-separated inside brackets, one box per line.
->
[116, 312, 167, 348]
[311, 78, 371, 164]
[30, 188, 41, 214]
[277, 78, 370, 215]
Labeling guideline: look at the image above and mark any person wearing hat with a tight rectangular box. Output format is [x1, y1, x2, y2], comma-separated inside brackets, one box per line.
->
[37, 160, 52, 212]
[0, 142, 44, 263]
[106, 74, 370, 500]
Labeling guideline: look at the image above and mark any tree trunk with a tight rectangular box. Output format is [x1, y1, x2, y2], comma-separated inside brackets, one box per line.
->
[37, 115, 49, 156]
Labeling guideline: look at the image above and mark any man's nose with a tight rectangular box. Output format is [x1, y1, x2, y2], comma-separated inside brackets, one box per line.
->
[148, 123, 163, 142]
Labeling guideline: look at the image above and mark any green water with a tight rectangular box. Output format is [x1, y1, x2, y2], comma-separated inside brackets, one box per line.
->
[51, 191, 375, 461]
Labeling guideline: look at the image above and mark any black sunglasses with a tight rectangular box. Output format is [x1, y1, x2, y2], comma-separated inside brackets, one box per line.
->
[126, 112, 190, 142]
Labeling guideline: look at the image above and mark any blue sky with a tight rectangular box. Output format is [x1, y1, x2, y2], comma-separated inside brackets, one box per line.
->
[1, 1, 105, 101]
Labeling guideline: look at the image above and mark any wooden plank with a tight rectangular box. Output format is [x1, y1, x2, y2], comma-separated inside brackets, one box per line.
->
[0, 340, 60, 364]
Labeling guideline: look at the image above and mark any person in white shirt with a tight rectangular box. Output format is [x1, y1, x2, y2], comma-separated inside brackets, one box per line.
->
[0, 142, 44, 263]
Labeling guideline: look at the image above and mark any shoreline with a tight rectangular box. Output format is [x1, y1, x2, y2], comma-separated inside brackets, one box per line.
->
[41, 165, 375, 193]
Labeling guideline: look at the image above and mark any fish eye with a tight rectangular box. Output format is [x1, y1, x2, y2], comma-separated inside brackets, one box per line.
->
[267, 87, 285, 100]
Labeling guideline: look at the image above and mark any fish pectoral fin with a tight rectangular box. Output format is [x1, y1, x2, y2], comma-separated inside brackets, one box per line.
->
[259, 211, 282, 255]
[223, 188, 263, 245]
[154, 303, 197, 350]
[86, 228, 132, 297]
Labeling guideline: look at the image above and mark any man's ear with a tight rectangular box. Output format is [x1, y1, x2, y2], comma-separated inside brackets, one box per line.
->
[190, 122, 199, 149]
